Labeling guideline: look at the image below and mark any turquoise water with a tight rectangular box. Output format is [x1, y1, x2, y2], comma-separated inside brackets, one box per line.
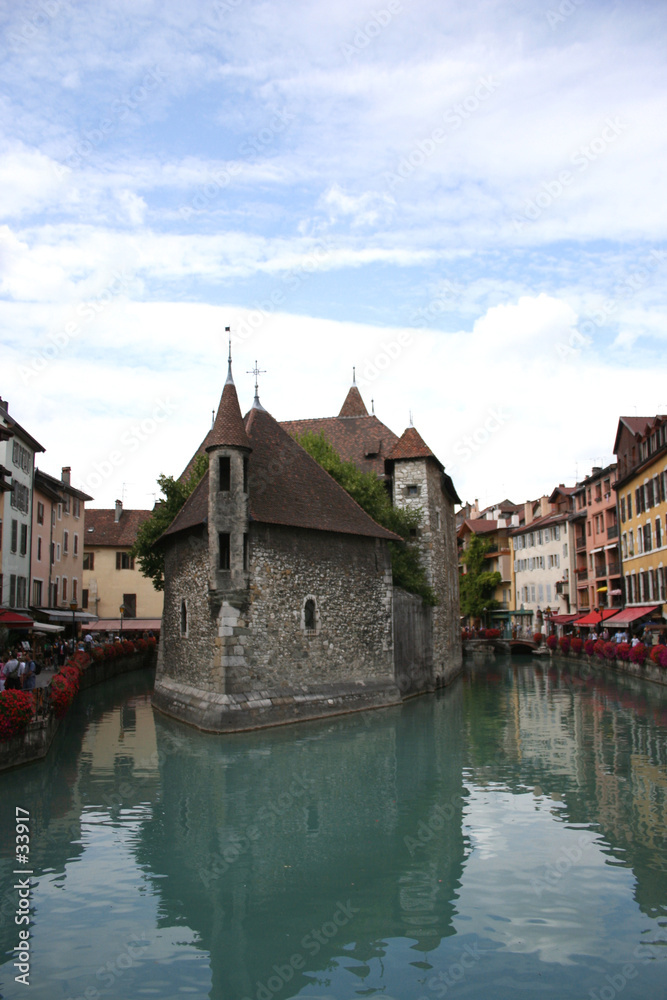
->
[1, 658, 666, 1000]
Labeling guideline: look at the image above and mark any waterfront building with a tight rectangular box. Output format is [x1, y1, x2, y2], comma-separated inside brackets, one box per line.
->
[569, 464, 622, 614]
[511, 494, 573, 626]
[613, 415, 667, 625]
[0, 397, 44, 612]
[457, 506, 519, 627]
[31, 467, 92, 620]
[153, 363, 462, 732]
[82, 501, 164, 623]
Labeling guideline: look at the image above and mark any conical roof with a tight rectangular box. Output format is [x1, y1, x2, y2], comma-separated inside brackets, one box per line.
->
[338, 385, 369, 417]
[387, 426, 434, 460]
[206, 373, 251, 452]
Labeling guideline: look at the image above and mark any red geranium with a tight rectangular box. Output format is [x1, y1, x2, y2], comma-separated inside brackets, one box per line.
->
[0, 690, 34, 741]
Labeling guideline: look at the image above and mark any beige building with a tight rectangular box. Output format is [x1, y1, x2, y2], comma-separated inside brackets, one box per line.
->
[82, 501, 163, 622]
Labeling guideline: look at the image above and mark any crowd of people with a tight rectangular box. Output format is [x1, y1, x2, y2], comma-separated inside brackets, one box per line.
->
[0, 649, 39, 691]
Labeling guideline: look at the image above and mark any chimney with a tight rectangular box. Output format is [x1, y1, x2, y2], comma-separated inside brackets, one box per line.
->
[114, 499, 122, 522]
[61, 466, 71, 485]
[0, 397, 7, 415]
[524, 500, 533, 525]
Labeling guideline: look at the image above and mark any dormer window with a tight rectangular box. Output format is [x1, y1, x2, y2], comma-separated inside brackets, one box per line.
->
[219, 456, 231, 491]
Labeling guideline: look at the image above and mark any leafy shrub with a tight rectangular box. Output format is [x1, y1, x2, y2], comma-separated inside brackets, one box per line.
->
[616, 642, 631, 661]
[584, 639, 595, 656]
[570, 637, 583, 654]
[0, 690, 34, 741]
[557, 636, 569, 654]
[483, 628, 501, 639]
[546, 635, 557, 650]
[533, 633, 543, 645]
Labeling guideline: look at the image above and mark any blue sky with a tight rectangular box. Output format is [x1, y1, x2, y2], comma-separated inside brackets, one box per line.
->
[2, 0, 666, 510]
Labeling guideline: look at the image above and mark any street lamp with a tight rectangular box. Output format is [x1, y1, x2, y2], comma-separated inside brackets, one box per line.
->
[69, 601, 77, 650]
[119, 604, 125, 638]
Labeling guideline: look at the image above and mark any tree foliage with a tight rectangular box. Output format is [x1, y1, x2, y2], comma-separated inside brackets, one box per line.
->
[297, 431, 437, 604]
[459, 534, 501, 619]
[132, 453, 209, 591]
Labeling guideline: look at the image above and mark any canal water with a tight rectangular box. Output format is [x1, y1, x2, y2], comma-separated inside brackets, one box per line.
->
[1, 657, 666, 1000]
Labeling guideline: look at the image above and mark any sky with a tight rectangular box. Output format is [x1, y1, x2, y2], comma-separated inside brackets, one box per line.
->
[2, 0, 666, 512]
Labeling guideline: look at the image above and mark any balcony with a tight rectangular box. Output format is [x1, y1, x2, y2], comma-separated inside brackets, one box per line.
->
[555, 580, 569, 596]
[607, 524, 619, 539]
[576, 567, 588, 580]
[607, 562, 620, 577]
[575, 536, 587, 551]
[595, 565, 607, 579]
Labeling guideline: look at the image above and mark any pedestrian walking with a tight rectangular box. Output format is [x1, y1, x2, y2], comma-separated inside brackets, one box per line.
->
[3, 651, 21, 690]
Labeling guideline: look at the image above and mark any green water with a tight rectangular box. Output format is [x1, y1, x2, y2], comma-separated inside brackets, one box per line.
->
[1, 657, 666, 1000]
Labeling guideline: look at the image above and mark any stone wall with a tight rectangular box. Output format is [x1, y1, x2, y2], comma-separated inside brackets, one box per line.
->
[393, 587, 433, 696]
[393, 458, 462, 686]
[157, 528, 218, 690]
[228, 523, 395, 692]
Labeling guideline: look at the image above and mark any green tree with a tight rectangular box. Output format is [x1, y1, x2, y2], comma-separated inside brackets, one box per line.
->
[132, 453, 209, 591]
[297, 431, 437, 604]
[459, 534, 501, 619]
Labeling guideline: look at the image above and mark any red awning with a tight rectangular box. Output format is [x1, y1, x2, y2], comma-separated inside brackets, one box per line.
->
[548, 614, 579, 624]
[603, 605, 662, 625]
[574, 609, 618, 626]
[0, 609, 34, 627]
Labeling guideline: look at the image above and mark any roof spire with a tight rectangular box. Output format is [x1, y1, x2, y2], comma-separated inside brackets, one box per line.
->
[248, 360, 267, 411]
[352, 366, 356, 385]
[409, 409, 414, 427]
[225, 327, 234, 385]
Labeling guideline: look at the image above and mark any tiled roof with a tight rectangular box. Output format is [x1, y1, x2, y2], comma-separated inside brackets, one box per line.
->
[458, 518, 499, 537]
[84, 508, 153, 546]
[207, 380, 251, 451]
[163, 407, 401, 542]
[509, 510, 568, 535]
[280, 414, 398, 479]
[387, 426, 435, 461]
[338, 385, 369, 417]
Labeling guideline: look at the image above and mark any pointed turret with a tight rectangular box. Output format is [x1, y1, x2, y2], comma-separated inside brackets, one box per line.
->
[387, 426, 434, 461]
[339, 370, 369, 418]
[207, 351, 251, 594]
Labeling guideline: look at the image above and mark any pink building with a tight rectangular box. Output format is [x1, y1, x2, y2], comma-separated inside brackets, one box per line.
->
[31, 467, 92, 613]
[571, 464, 621, 612]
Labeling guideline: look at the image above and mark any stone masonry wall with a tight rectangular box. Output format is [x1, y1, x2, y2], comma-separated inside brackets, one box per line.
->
[157, 529, 219, 691]
[393, 458, 462, 686]
[225, 523, 394, 693]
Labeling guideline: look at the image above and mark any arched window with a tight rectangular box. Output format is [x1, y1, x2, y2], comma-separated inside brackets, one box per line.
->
[304, 599, 316, 630]
[180, 600, 188, 636]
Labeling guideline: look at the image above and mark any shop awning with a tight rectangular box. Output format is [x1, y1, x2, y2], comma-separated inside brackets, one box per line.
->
[35, 608, 99, 622]
[83, 618, 161, 632]
[604, 605, 662, 625]
[574, 609, 618, 626]
[547, 614, 579, 624]
[0, 609, 34, 627]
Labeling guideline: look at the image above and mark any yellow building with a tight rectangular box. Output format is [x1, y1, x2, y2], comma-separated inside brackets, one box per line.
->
[613, 416, 667, 626]
[82, 501, 163, 626]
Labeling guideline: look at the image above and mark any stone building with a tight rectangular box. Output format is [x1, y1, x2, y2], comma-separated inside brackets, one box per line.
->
[153, 366, 462, 732]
